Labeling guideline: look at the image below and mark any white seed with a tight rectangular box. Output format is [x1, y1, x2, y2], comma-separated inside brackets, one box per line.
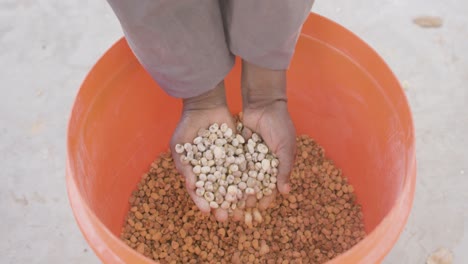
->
[269, 183, 276, 190]
[219, 180, 228, 187]
[214, 138, 225, 146]
[255, 162, 262, 170]
[236, 122, 243, 132]
[247, 178, 256, 188]
[232, 138, 239, 147]
[226, 156, 236, 164]
[209, 133, 218, 142]
[237, 149, 245, 157]
[231, 203, 237, 210]
[257, 172, 265, 181]
[194, 152, 202, 160]
[197, 143, 206, 152]
[184, 143, 192, 152]
[186, 151, 194, 160]
[216, 130, 223, 138]
[207, 174, 216, 182]
[210, 201, 219, 209]
[229, 164, 239, 172]
[256, 191, 264, 200]
[247, 144, 255, 154]
[239, 162, 247, 171]
[213, 146, 224, 159]
[225, 193, 237, 202]
[204, 150, 213, 160]
[234, 177, 241, 184]
[210, 167, 216, 174]
[271, 168, 278, 176]
[204, 139, 211, 147]
[204, 192, 214, 201]
[195, 181, 205, 188]
[213, 171, 221, 178]
[262, 179, 271, 187]
[261, 159, 271, 171]
[218, 186, 227, 196]
[263, 188, 273, 196]
[241, 173, 249, 182]
[199, 174, 207, 181]
[253, 208, 263, 223]
[248, 170, 258, 178]
[220, 123, 229, 133]
[226, 175, 235, 184]
[251, 133, 260, 143]
[196, 187, 205, 196]
[205, 182, 214, 192]
[257, 143, 268, 154]
[252, 153, 258, 161]
[221, 201, 231, 209]
[254, 185, 261, 193]
[232, 170, 242, 177]
[191, 145, 198, 154]
[174, 144, 185, 154]
[245, 187, 255, 195]
[193, 165, 201, 174]
[180, 155, 189, 165]
[209, 123, 219, 133]
[236, 189, 243, 199]
[270, 176, 277, 184]
[201, 166, 211, 174]
[190, 159, 198, 166]
[215, 193, 224, 204]
[224, 128, 233, 138]
[193, 136, 203, 145]
[227, 185, 238, 195]
[208, 160, 215, 167]
[237, 200, 246, 209]
[238, 181, 247, 190]
[236, 134, 245, 144]
[271, 158, 279, 168]
[245, 153, 252, 161]
[200, 157, 208, 166]
[257, 153, 265, 161]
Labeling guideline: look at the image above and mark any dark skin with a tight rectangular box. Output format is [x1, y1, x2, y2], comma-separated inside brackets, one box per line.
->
[170, 60, 296, 221]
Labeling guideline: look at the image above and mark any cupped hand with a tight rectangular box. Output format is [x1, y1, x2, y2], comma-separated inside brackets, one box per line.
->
[170, 83, 235, 222]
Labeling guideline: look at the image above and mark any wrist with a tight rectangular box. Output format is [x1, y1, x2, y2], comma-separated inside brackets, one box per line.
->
[241, 60, 288, 109]
[183, 81, 227, 111]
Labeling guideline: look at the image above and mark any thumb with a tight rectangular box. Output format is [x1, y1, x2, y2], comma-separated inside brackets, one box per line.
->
[275, 143, 296, 194]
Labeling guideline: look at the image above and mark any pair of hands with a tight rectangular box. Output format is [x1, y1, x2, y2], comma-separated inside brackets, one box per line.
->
[170, 61, 296, 221]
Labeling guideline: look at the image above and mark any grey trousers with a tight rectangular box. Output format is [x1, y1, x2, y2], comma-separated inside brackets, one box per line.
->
[107, 1, 314, 98]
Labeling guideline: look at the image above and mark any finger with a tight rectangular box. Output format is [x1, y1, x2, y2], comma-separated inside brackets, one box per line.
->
[241, 126, 253, 140]
[245, 195, 257, 208]
[214, 208, 228, 222]
[186, 186, 211, 213]
[258, 189, 277, 211]
[232, 208, 244, 222]
[276, 143, 296, 195]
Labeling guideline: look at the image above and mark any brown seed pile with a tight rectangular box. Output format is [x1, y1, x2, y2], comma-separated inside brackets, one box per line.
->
[121, 135, 366, 264]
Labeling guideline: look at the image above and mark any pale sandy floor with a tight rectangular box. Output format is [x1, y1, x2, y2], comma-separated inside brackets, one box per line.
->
[1, 0, 467, 263]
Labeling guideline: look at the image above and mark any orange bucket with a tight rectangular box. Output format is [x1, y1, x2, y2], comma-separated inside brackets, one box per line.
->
[67, 13, 416, 263]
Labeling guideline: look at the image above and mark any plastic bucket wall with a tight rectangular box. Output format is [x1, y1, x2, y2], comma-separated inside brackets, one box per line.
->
[67, 13, 416, 263]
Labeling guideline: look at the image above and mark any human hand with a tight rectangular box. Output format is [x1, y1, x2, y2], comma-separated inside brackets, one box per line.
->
[239, 60, 297, 212]
[170, 82, 235, 222]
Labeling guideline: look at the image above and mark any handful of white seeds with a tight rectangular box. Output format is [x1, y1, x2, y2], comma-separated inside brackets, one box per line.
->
[174, 122, 279, 218]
